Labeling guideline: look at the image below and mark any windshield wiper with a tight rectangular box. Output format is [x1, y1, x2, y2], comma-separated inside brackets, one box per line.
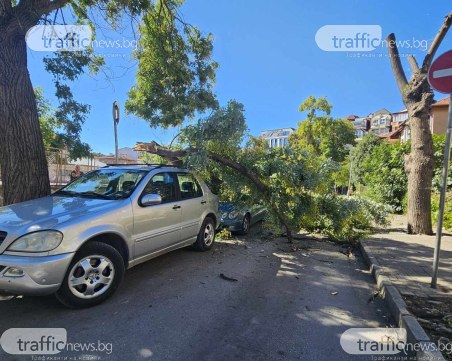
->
[78, 191, 111, 200]
[53, 190, 78, 197]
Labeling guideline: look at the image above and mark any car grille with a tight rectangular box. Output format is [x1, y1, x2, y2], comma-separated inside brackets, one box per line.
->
[0, 232, 7, 246]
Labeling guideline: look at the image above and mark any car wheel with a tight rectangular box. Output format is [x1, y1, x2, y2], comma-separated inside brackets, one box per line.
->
[193, 217, 216, 251]
[56, 241, 125, 308]
[238, 214, 251, 235]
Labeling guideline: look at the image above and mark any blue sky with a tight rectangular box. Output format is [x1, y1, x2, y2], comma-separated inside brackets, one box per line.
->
[27, 0, 452, 154]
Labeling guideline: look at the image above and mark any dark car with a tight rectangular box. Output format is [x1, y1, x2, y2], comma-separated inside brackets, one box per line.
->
[219, 201, 267, 234]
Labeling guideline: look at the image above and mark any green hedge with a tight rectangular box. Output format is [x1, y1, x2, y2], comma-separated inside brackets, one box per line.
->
[431, 192, 452, 232]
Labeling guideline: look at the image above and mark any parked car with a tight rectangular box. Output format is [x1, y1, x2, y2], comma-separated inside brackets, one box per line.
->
[0, 165, 219, 308]
[219, 200, 267, 234]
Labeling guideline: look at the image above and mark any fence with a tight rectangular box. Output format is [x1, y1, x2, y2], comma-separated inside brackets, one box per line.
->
[46, 147, 99, 185]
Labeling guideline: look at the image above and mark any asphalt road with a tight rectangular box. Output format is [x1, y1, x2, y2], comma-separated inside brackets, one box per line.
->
[0, 228, 392, 361]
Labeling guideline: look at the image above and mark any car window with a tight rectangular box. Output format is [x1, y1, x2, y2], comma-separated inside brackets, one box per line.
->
[177, 173, 203, 200]
[143, 172, 178, 204]
[57, 169, 148, 199]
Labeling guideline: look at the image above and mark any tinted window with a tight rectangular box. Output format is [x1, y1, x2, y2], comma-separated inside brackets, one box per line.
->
[177, 173, 203, 200]
[143, 172, 177, 204]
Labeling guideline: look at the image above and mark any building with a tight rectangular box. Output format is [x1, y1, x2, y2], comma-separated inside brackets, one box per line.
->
[370, 109, 392, 135]
[430, 97, 450, 135]
[346, 97, 449, 145]
[386, 97, 449, 144]
[390, 109, 410, 143]
[347, 115, 370, 139]
[94, 147, 143, 165]
[260, 128, 295, 148]
[117, 147, 142, 161]
[95, 154, 139, 165]
[377, 126, 406, 144]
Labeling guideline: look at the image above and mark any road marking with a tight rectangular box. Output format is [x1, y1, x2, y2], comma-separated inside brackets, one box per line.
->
[433, 68, 452, 79]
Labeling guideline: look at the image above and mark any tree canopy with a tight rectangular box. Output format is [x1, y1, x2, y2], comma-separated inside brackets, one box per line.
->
[135, 97, 389, 243]
[126, 0, 219, 128]
[290, 96, 355, 163]
[35, 87, 92, 159]
[0, 0, 221, 205]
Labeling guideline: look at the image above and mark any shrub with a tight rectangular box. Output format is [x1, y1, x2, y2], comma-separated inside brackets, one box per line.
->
[301, 195, 390, 243]
[431, 192, 452, 232]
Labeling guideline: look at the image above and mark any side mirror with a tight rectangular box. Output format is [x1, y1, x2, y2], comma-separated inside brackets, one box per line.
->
[141, 194, 162, 207]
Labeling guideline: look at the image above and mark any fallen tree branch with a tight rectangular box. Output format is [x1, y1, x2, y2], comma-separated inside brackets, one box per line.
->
[134, 141, 295, 242]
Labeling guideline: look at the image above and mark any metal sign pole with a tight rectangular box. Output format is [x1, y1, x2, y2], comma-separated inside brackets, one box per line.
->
[432, 94, 452, 288]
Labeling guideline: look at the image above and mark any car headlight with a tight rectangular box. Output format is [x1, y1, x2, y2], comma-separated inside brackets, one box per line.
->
[221, 212, 228, 220]
[7, 231, 63, 253]
[228, 211, 239, 219]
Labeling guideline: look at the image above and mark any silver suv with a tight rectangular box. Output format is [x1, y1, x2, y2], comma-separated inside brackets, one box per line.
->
[0, 165, 219, 308]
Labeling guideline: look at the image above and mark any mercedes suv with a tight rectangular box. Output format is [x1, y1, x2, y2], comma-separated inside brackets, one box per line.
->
[0, 165, 219, 308]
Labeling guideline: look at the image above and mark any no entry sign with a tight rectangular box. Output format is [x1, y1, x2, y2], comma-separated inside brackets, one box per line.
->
[428, 50, 452, 94]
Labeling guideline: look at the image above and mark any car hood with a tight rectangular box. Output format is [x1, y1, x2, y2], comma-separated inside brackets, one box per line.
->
[0, 195, 119, 233]
[219, 202, 236, 213]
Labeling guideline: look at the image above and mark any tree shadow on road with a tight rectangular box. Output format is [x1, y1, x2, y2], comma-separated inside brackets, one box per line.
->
[0, 230, 392, 361]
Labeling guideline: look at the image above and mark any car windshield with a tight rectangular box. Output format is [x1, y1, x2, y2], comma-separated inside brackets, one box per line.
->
[54, 169, 148, 200]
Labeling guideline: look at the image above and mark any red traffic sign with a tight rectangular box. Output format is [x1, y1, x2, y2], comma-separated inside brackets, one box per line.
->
[428, 50, 452, 94]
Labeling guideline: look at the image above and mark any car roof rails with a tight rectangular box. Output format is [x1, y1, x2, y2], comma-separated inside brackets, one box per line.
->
[102, 163, 150, 167]
[145, 163, 181, 168]
[103, 163, 182, 168]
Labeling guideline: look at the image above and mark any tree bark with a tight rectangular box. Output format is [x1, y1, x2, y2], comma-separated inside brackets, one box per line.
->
[0, 21, 50, 205]
[405, 108, 434, 235]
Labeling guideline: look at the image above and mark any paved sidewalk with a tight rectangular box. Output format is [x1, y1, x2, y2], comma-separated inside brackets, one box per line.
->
[361, 215, 452, 298]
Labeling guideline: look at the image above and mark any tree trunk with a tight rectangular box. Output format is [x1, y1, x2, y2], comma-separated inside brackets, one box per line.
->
[402, 71, 435, 235]
[0, 24, 50, 205]
[405, 112, 434, 234]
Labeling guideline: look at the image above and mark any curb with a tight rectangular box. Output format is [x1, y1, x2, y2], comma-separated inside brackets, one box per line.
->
[359, 241, 446, 361]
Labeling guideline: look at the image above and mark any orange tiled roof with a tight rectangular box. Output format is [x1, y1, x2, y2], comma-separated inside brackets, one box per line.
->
[378, 122, 406, 140]
[432, 97, 450, 107]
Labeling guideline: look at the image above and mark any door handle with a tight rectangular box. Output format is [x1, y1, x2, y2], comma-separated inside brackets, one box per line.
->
[172, 205, 181, 210]
[201, 200, 207, 204]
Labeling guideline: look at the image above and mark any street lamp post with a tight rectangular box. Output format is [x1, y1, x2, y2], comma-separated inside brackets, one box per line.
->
[113, 101, 120, 164]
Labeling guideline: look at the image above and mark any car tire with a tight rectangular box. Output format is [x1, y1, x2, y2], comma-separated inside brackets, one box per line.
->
[238, 214, 251, 235]
[193, 217, 216, 251]
[55, 241, 125, 309]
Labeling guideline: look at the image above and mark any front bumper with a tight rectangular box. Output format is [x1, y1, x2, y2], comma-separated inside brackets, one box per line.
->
[0, 252, 75, 296]
[219, 219, 243, 232]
